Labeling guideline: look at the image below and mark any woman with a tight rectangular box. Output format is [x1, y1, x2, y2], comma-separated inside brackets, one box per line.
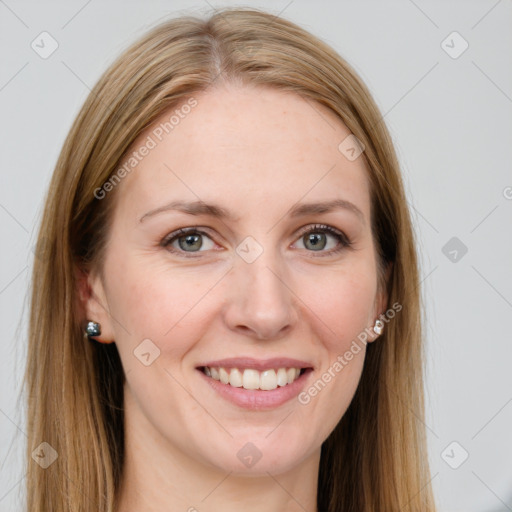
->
[26, 7, 437, 511]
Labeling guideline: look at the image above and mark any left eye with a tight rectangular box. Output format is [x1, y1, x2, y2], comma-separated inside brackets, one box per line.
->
[292, 224, 351, 254]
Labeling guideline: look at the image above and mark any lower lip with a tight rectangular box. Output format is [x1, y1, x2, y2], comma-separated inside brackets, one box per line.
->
[197, 368, 313, 410]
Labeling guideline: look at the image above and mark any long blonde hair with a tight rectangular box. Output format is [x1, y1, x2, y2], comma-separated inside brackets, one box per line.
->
[25, 8, 436, 511]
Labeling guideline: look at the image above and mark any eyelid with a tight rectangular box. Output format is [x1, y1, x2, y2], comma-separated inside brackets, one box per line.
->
[294, 223, 350, 244]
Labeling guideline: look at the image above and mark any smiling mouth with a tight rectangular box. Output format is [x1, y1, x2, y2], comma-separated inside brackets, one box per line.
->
[198, 366, 310, 391]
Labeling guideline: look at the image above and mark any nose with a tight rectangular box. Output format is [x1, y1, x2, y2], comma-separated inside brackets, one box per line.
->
[222, 248, 298, 340]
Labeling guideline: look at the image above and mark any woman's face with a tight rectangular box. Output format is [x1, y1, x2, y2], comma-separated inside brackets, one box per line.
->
[86, 84, 386, 475]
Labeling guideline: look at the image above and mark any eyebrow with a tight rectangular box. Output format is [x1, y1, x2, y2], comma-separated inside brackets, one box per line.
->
[139, 199, 365, 224]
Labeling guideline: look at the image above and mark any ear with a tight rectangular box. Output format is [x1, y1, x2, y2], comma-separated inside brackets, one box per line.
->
[76, 266, 116, 344]
[377, 261, 393, 313]
[368, 261, 393, 342]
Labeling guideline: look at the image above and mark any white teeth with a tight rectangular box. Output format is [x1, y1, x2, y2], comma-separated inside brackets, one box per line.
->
[260, 369, 277, 390]
[287, 368, 297, 384]
[242, 369, 260, 390]
[229, 368, 243, 387]
[276, 368, 288, 387]
[203, 366, 304, 390]
[219, 367, 229, 385]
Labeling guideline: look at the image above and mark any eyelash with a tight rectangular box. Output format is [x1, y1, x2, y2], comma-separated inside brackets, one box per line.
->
[161, 224, 352, 259]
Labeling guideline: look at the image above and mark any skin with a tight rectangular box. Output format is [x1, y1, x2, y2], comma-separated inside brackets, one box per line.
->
[83, 84, 388, 512]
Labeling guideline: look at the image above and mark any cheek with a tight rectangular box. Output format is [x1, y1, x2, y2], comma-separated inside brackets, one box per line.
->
[295, 262, 378, 351]
[103, 255, 220, 414]
[105, 251, 228, 352]
[291, 266, 375, 440]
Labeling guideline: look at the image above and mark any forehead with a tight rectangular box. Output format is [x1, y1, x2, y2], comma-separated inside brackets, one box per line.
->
[114, 85, 371, 223]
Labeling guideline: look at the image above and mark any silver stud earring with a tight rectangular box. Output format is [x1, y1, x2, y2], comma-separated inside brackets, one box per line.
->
[85, 320, 101, 338]
[373, 319, 384, 336]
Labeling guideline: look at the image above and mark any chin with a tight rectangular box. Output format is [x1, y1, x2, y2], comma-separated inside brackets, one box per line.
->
[199, 435, 312, 476]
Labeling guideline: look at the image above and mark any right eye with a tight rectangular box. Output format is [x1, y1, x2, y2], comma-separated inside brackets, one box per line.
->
[161, 227, 217, 257]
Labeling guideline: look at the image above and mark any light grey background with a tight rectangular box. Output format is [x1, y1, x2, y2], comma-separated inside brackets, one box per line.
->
[1, 1, 511, 510]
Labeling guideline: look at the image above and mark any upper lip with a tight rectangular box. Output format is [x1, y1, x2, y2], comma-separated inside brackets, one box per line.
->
[197, 357, 314, 371]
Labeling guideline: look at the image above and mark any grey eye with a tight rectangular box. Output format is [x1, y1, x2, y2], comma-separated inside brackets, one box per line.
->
[178, 233, 203, 252]
[303, 232, 327, 251]
[164, 230, 215, 253]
